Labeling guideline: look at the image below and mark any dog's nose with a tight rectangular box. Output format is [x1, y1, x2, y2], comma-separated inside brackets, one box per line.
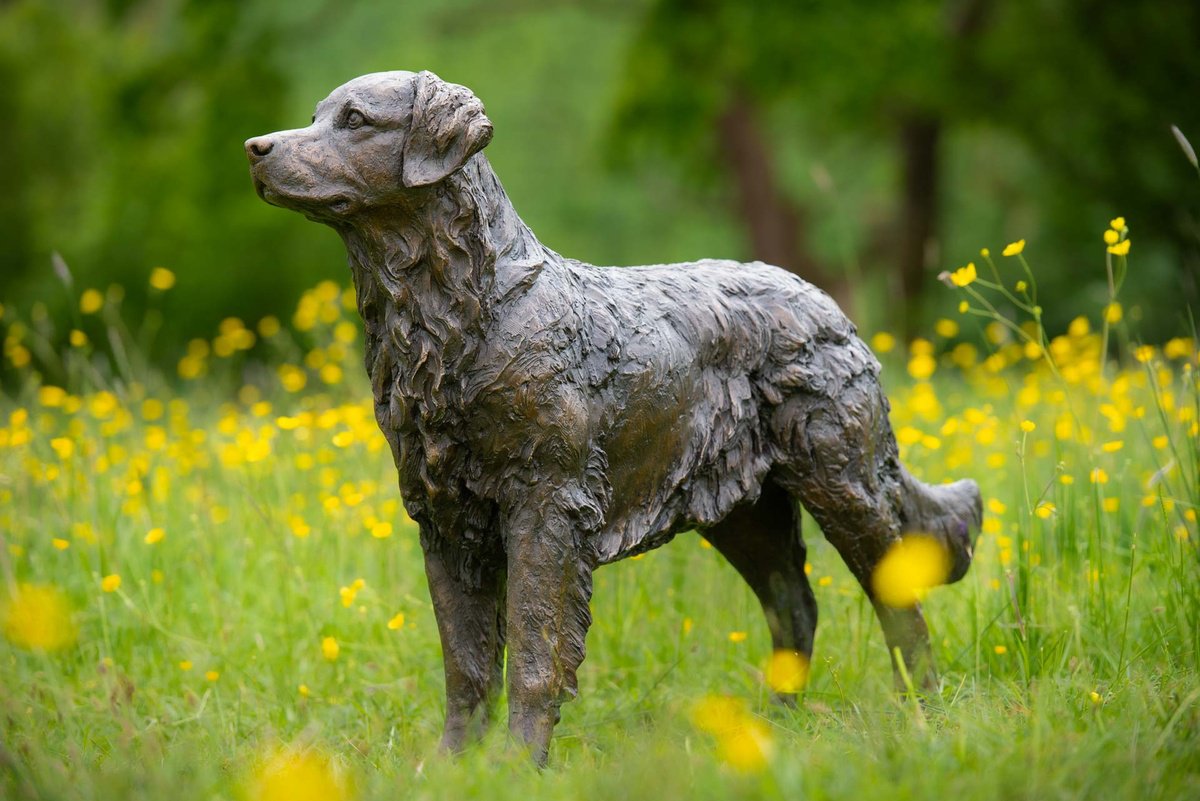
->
[245, 136, 275, 163]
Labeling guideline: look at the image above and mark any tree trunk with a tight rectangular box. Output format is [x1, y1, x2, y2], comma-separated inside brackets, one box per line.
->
[896, 115, 941, 340]
[716, 91, 849, 310]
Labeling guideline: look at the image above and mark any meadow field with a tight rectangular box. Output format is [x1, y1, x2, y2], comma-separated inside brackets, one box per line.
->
[2, 226, 1198, 800]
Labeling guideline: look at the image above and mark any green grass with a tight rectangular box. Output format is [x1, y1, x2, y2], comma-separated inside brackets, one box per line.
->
[3, 272, 1200, 799]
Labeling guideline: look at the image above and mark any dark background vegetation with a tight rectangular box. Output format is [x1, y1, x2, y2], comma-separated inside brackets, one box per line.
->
[3, 0, 1199, 361]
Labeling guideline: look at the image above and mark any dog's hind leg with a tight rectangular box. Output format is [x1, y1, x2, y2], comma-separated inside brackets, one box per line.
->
[424, 546, 506, 754]
[774, 377, 978, 692]
[702, 476, 817, 701]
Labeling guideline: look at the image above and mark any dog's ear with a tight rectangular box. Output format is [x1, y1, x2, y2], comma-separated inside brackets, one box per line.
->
[402, 71, 493, 188]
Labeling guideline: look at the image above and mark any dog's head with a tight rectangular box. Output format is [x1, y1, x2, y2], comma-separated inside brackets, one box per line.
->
[245, 70, 493, 222]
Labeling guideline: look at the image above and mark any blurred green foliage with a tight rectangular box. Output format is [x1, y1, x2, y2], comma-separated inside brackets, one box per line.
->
[1, 0, 1198, 361]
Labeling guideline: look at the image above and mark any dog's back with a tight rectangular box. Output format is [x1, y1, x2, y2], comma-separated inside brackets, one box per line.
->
[538, 257, 879, 562]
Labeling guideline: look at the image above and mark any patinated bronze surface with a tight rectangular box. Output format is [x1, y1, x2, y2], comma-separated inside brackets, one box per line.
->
[246, 70, 982, 765]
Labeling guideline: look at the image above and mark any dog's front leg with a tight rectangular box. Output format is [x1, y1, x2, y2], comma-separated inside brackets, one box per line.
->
[423, 544, 506, 753]
[503, 494, 595, 766]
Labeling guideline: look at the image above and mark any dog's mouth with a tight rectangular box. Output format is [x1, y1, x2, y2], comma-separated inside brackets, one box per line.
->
[253, 175, 359, 218]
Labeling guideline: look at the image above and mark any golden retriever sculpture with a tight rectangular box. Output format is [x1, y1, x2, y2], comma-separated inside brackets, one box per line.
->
[246, 70, 981, 765]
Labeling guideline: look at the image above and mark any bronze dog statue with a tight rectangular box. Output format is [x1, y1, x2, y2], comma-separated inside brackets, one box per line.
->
[246, 70, 981, 764]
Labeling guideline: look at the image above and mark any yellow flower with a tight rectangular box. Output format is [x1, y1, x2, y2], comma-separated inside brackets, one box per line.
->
[907, 353, 936, 381]
[144, 527, 165, 545]
[80, 289, 103, 314]
[1002, 240, 1025, 257]
[1110, 217, 1126, 231]
[871, 331, 896, 354]
[179, 660, 193, 671]
[205, 670, 220, 682]
[1103, 229, 1119, 245]
[1034, 502, 1056, 519]
[980, 247, 990, 257]
[101, 574, 122, 593]
[1104, 302, 1123, 323]
[958, 301, 969, 314]
[728, 631, 748, 643]
[246, 746, 352, 801]
[870, 535, 950, 608]
[1, 583, 77, 651]
[1020, 420, 1036, 433]
[950, 262, 977, 287]
[1089, 690, 1103, 705]
[1102, 440, 1124, 453]
[934, 318, 959, 338]
[370, 521, 392, 539]
[321, 636, 339, 661]
[387, 612, 406, 630]
[70, 329, 88, 347]
[1152, 435, 1169, 449]
[258, 316, 282, 337]
[1090, 468, 1108, 484]
[50, 437, 75, 459]
[1015, 280, 1027, 293]
[764, 650, 809, 694]
[299, 684, 311, 697]
[149, 267, 176, 291]
[994, 645, 1008, 655]
[52, 538, 70, 550]
[1108, 239, 1131, 256]
[691, 696, 774, 773]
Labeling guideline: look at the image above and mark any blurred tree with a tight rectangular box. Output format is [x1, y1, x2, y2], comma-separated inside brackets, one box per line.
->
[0, 0, 329, 355]
[609, 0, 1200, 338]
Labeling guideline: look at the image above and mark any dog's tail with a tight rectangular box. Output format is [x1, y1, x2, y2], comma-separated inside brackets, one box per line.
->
[897, 470, 982, 584]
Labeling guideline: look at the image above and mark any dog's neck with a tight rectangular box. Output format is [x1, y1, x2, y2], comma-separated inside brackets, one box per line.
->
[337, 155, 546, 435]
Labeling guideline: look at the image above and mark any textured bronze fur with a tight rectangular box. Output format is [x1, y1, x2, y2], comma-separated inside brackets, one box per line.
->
[246, 70, 982, 764]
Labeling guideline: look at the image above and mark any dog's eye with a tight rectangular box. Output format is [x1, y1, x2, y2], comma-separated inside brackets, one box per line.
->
[345, 109, 367, 129]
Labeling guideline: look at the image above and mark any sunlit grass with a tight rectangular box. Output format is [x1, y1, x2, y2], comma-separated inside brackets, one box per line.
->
[2, 225, 1199, 799]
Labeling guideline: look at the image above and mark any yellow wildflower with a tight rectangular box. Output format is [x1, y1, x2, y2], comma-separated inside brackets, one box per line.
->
[728, 631, 748, 643]
[50, 437, 75, 459]
[101, 574, 122, 593]
[1102, 440, 1124, 453]
[1020, 420, 1036, 433]
[1015, 280, 1027, 293]
[1108, 239, 1131, 256]
[149, 267, 176, 291]
[387, 612, 406, 630]
[1002, 240, 1025, 257]
[1110, 217, 1126, 231]
[907, 353, 936, 380]
[179, 660, 193, 671]
[1035, 502, 1056, 519]
[1103, 229, 1119, 245]
[52, 538, 70, 550]
[321, 636, 339, 661]
[950, 263, 977, 287]
[994, 645, 1008, 655]
[958, 300, 969, 313]
[205, 670, 220, 682]
[1, 583, 77, 651]
[870, 535, 950, 608]
[144, 527, 165, 545]
[246, 746, 352, 801]
[80, 289, 103, 314]
[1104, 303, 1123, 323]
[764, 650, 809, 693]
[70, 329, 88, 347]
[871, 331, 896, 353]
